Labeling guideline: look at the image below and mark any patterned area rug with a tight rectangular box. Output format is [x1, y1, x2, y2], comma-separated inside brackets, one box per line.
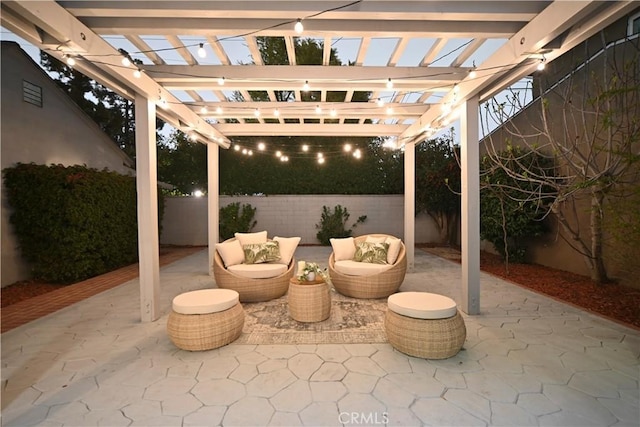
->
[236, 290, 388, 345]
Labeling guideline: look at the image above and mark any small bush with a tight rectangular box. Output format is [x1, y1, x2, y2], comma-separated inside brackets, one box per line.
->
[315, 204, 367, 245]
[219, 202, 257, 241]
[3, 163, 164, 283]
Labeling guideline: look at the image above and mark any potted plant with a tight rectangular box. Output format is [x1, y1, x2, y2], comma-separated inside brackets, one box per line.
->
[296, 261, 329, 283]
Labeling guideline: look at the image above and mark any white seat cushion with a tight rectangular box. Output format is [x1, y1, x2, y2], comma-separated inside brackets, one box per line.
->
[385, 237, 402, 265]
[234, 230, 268, 246]
[334, 260, 392, 276]
[172, 289, 239, 315]
[227, 263, 288, 279]
[215, 239, 245, 267]
[274, 236, 301, 265]
[330, 237, 356, 261]
[387, 292, 457, 319]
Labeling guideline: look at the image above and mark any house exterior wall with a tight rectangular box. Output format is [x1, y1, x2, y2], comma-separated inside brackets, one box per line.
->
[1, 42, 134, 287]
[161, 195, 441, 246]
[480, 15, 639, 289]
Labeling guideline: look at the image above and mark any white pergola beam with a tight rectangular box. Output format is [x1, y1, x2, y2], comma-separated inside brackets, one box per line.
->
[215, 123, 408, 137]
[400, 0, 602, 142]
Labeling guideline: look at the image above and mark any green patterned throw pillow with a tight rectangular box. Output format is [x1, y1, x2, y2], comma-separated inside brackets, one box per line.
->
[243, 241, 281, 264]
[353, 242, 389, 264]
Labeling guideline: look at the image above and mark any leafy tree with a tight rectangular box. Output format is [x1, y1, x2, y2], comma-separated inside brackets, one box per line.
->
[315, 205, 367, 245]
[415, 134, 461, 245]
[158, 130, 207, 194]
[480, 35, 639, 284]
[480, 146, 555, 264]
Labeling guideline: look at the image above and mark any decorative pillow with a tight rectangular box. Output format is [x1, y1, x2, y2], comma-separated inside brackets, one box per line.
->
[243, 241, 281, 264]
[365, 236, 387, 244]
[385, 237, 402, 264]
[215, 239, 245, 267]
[354, 242, 389, 264]
[234, 230, 268, 246]
[273, 236, 301, 265]
[330, 237, 356, 261]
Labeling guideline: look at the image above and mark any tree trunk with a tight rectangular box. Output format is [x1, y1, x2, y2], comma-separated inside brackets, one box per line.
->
[590, 188, 609, 284]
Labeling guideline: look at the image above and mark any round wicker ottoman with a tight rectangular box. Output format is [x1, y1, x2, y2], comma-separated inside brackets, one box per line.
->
[167, 289, 244, 351]
[385, 292, 466, 359]
[288, 278, 331, 322]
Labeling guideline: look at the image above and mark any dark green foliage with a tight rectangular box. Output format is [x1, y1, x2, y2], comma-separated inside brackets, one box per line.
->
[158, 130, 207, 195]
[219, 202, 257, 241]
[315, 205, 367, 245]
[3, 163, 165, 283]
[480, 147, 556, 263]
[415, 135, 461, 245]
[219, 137, 403, 195]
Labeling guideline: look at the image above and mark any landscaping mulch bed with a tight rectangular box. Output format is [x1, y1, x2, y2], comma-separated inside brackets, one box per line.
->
[420, 245, 640, 330]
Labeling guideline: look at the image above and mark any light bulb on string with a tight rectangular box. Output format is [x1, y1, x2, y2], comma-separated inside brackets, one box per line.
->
[315, 105, 322, 114]
[197, 43, 207, 58]
[302, 80, 310, 91]
[469, 60, 477, 79]
[122, 56, 131, 67]
[275, 150, 282, 158]
[217, 77, 225, 86]
[294, 19, 304, 34]
[234, 145, 241, 152]
[254, 108, 260, 117]
[353, 149, 362, 159]
[318, 157, 325, 165]
[64, 55, 76, 67]
[537, 57, 546, 71]
[216, 106, 223, 114]
[133, 68, 142, 78]
[344, 143, 352, 152]
[330, 109, 337, 117]
[377, 98, 385, 107]
[386, 78, 393, 89]
[257, 142, 266, 151]
[301, 144, 309, 152]
[200, 106, 208, 114]
[273, 109, 280, 117]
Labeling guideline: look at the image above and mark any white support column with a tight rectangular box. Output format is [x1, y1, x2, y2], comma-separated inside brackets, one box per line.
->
[207, 143, 220, 276]
[135, 95, 160, 322]
[460, 96, 481, 315]
[403, 141, 415, 270]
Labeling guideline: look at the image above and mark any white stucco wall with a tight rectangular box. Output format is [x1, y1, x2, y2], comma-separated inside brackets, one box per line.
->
[161, 195, 441, 246]
[1, 42, 134, 287]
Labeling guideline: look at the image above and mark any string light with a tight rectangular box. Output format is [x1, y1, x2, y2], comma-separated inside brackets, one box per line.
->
[216, 106, 223, 114]
[303, 80, 310, 91]
[121, 56, 131, 67]
[330, 109, 337, 117]
[386, 78, 393, 89]
[386, 106, 393, 115]
[254, 108, 261, 117]
[64, 54, 76, 66]
[537, 56, 546, 71]
[315, 105, 322, 114]
[257, 142, 266, 150]
[197, 43, 206, 58]
[469, 60, 477, 78]
[294, 19, 304, 34]
[234, 145, 241, 151]
[217, 77, 225, 86]
[377, 99, 385, 107]
[301, 144, 309, 152]
[275, 150, 282, 157]
[273, 108, 280, 117]
[200, 106, 208, 114]
[343, 143, 352, 152]
[353, 149, 362, 159]
[318, 157, 325, 164]
[133, 68, 142, 78]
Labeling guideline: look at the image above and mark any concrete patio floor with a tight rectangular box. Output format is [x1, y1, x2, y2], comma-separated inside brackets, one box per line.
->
[1, 246, 638, 426]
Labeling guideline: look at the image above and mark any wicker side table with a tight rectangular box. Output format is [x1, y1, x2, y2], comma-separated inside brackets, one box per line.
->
[288, 278, 331, 322]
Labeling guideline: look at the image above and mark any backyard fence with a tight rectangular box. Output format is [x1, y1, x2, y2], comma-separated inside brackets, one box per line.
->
[161, 195, 442, 246]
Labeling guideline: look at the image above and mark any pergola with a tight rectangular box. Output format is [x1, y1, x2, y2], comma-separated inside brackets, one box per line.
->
[2, 1, 635, 322]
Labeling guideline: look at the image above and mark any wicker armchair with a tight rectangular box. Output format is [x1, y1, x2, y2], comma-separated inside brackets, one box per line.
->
[213, 238, 295, 302]
[328, 234, 407, 299]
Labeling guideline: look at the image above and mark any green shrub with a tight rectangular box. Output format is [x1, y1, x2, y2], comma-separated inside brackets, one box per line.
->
[315, 204, 367, 245]
[3, 163, 164, 283]
[219, 202, 257, 241]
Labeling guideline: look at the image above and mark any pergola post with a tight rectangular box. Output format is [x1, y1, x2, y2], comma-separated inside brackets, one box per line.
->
[404, 141, 415, 270]
[134, 94, 160, 322]
[207, 143, 220, 276]
[460, 96, 480, 315]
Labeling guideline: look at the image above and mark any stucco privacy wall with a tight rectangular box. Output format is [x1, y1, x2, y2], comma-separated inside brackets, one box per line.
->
[161, 195, 441, 246]
[1, 42, 134, 287]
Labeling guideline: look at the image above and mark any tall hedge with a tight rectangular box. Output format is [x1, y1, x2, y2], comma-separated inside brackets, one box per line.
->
[3, 163, 164, 283]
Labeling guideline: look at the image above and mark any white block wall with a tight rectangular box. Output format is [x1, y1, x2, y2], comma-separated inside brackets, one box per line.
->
[161, 195, 441, 245]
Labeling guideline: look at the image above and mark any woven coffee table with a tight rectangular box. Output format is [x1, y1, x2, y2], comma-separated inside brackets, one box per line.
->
[288, 278, 331, 322]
